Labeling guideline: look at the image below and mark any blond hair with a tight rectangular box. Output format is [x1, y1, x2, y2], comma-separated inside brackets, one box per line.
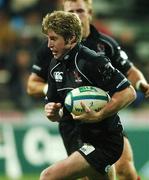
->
[42, 11, 82, 43]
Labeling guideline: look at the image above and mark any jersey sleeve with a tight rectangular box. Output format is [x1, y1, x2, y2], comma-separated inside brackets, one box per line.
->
[31, 40, 53, 81]
[112, 46, 133, 75]
[90, 55, 131, 95]
[101, 34, 133, 76]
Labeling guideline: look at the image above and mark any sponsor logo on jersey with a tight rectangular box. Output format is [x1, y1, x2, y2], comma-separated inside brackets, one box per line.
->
[79, 143, 95, 155]
[53, 71, 63, 82]
[97, 43, 105, 53]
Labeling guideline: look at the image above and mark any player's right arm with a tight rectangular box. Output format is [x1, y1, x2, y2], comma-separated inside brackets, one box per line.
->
[45, 71, 62, 122]
[45, 102, 62, 122]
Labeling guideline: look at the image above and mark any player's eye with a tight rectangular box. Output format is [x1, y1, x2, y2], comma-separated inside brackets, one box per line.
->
[69, 9, 85, 14]
[76, 9, 85, 13]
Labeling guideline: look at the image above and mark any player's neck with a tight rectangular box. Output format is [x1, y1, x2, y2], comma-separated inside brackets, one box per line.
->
[82, 25, 90, 40]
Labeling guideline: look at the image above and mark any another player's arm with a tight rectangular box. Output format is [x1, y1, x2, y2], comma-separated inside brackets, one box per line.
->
[114, 45, 149, 97]
[27, 73, 48, 97]
[126, 66, 149, 97]
[108, 38, 149, 97]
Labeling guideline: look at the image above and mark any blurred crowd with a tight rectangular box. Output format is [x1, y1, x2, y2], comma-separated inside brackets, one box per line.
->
[0, 0, 63, 110]
[0, 0, 148, 111]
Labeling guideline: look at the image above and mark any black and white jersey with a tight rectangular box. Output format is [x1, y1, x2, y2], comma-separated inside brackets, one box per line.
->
[47, 44, 130, 133]
[31, 25, 133, 80]
[82, 25, 133, 75]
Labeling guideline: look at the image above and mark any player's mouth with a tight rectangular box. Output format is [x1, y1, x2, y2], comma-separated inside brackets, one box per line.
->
[52, 51, 57, 55]
[51, 49, 57, 55]
[51, 50, 60, 59]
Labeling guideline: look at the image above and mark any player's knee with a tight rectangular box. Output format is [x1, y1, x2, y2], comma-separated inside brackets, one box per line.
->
[116, 159, 127, 174]
[116, 158, 130, 174]
[116, 160, 137, 179]
[40, 167, 53, 180]
[40, 164, 68, 180]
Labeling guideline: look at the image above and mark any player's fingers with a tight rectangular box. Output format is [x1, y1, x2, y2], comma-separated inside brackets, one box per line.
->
[71, 113, 76, 119]
[55, 103, 62, 109]
[80, 101, 90, 113]
[45, 104, 58, 116]
[45, 105, 53, 112]
[72, 114, 84, 120]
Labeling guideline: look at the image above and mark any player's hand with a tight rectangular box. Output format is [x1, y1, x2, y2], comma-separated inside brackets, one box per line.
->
[45, 102, 62, 122]
[140, 82, 149, 98]
[72, 101, 101, 123]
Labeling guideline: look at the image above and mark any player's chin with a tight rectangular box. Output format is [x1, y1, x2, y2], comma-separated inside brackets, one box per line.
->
[46, 114, 55, 121]
[48, 117, 58, 122]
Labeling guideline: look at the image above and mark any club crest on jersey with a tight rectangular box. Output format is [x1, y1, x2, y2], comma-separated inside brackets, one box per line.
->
[97, 43, 105, 53]
[53, 71, 63, 82]
[73, 71, 82, 83]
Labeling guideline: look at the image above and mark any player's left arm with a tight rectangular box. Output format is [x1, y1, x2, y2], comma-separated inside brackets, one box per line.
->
[95, 85, 136, 121]
[73, 56, 136, 123]
[126, 66, 149, 97]
[73, 85, 136, 123]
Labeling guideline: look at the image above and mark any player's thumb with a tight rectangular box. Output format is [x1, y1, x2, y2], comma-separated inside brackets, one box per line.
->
[55, 103, 62, 109]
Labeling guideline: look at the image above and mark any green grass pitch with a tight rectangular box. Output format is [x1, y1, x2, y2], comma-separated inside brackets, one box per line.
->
[0, 174, 39, 180]
[0, 174, 148, 180]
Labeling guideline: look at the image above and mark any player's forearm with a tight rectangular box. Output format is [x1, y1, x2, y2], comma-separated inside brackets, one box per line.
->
[27, 73, 48, 97]
[127, 66, 147, 89]
[27, 80, 48, 97]
[97, 86, 136, 121]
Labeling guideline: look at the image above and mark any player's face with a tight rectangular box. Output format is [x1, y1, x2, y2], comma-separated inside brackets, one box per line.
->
[64, 0, 91, 38]
[47, 30, 71, 59]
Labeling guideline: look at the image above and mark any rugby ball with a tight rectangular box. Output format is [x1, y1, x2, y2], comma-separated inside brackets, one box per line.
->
[64, 86, 110, 116]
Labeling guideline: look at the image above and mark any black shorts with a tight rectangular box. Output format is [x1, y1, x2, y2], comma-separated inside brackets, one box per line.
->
[59, 121, 123, 174]
[78, 131, 123, 174]
[59, 120, 83, 155]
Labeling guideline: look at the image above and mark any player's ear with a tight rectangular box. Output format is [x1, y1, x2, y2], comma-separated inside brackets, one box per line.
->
[88, 8, 93, 16]
[88, 8, 93, 22]
[68, 36, 76, 45]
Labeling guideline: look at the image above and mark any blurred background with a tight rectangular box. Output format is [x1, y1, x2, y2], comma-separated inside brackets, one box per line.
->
[0, 0, 149, 179]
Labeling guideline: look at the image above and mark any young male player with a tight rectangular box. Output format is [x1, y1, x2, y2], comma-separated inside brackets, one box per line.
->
[41, 10, 136, 180]
[27, 0, 149, 179]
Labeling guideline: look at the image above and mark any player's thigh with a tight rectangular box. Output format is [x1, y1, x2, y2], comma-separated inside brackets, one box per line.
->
[42, 151, 108, 180]
[59, 121, 83, 155]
